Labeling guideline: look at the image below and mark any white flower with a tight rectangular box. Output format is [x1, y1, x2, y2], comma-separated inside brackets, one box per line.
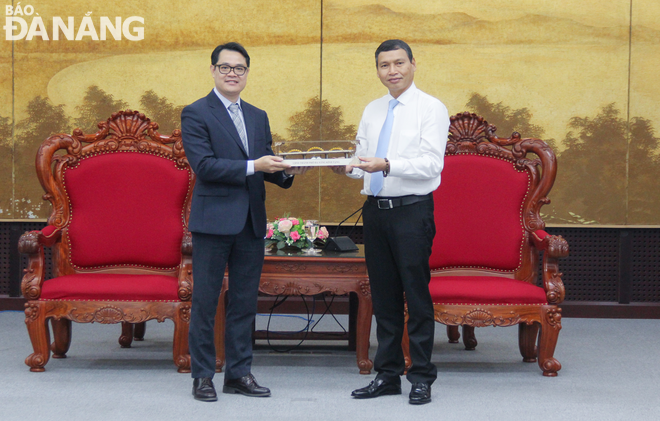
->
[278, 219, 293, 233]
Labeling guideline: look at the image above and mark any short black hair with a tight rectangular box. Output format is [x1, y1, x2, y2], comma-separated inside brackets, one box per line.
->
[211, 42, 250, 67]
[374, 39, 413, 66]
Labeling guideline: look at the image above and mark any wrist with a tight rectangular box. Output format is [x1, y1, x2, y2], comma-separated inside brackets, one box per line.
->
[383, 158, 390, 177]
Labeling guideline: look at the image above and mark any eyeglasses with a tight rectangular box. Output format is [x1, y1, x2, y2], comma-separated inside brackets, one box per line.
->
[214, 64, 248, 76]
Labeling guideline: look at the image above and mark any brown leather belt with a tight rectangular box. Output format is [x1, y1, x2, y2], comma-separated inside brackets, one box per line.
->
[367, 193, 432, 210]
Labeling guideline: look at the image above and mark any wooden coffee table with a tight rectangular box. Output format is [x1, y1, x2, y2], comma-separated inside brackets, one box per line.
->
[214, 245, 373, 374]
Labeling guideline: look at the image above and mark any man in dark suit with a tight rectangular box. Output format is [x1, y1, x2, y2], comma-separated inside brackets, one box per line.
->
[181, 42, 307, 402]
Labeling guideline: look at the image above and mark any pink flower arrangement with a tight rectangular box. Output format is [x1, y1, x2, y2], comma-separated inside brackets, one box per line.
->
[264, 216, 328, 250]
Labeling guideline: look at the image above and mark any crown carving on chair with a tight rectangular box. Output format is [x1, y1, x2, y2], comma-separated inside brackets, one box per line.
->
[41, 110, 187, 168]
[448, 112, 496, 143]
[447, 112, 553, 160]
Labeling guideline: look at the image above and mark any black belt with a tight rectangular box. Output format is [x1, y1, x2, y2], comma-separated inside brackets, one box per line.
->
[367, 193, 432, 210]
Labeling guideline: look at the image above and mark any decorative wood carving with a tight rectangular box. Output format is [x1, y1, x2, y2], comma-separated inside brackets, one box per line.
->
[19, 110, 194, 373]
[358, 279, 371, 297]
[435, 308, 522, 327]
[274, 263, 308, 272]
[326, 264, 360, 273]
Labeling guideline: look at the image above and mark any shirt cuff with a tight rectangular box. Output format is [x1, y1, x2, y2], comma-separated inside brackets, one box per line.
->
[246, 160, 255, 176]
[388, 159, 401, 177]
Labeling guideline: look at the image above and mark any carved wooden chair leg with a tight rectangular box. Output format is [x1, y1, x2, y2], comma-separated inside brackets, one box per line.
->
[538, 308, 562, 377]
[173, 302, 191, 373]
[402, 321, 412, 373]
[119, 322, 134, 348]
[462, 325, 477, 350]
[518, 322, 540, 362]
[401, 302, 412, 373]
[24, 303, 51, 372]
[446, 325, 460, 343]
[50, 318, 72, 358]
[214, 279, 228, 373]
[133, 322, 146, 341]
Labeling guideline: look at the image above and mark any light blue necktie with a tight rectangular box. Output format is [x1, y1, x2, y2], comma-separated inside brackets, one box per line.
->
[370, 98, 399, 196]
[228, 103, 249, 155]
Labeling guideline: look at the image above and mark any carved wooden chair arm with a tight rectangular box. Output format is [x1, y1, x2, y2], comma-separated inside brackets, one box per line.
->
[531, 230, 569, 305]
[177, 230, 193, 301]
[18, 227, 62, 300]
[532, 230, 569, 258]
[18, 226, 62, 254]
[181, 230, 192, 255]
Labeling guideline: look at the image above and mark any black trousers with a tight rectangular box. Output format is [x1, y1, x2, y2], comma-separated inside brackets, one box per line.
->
[189, 216, 264, 380]
[363, 197, 438, 385]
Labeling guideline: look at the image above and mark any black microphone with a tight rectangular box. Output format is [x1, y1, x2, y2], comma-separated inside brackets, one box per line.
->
[325, 207, 361, 252]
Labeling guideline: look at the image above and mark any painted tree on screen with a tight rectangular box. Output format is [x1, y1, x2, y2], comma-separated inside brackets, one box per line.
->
[14, 96, 71, 218]
[627, 116, 660, 224]
[0, 115, 12, 216]
[466, 93, 556, 150]
[74, 86, 128, 134]
[552, 104, 660, 225]
[139, 90, 185, 135]
[287, 96, 357, 142]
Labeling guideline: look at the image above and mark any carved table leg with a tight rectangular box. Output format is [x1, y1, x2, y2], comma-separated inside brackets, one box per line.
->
[462, 325, 477, 350]
[519, 323, 539, 362]
[51, 318, 72, 358]
[538, 308, 562, 377]
[119, 322, 134, 348]
[133, 322, 146, 341]
[446, 325, 460, 343]
[214, 279, 228, 373]
[24, 302, 51, 372]
[356, 281, 374, 374]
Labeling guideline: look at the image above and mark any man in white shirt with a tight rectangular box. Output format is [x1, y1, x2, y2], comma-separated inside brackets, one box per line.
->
[333, 39, 449, 405]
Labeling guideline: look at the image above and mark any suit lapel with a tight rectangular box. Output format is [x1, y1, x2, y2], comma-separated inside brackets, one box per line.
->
[205, 91, 248, 157]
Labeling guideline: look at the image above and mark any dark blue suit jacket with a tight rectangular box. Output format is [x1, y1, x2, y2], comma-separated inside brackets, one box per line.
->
[181, 91, 292, 237]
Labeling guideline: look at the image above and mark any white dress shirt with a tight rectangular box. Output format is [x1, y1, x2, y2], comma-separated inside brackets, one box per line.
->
[213, 87, 255, 176]
[348, 83, 450, 197]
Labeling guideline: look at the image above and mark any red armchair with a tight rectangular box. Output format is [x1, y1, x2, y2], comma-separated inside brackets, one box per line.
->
[19, 110, 195, 372]
[404, 112, 569, 376]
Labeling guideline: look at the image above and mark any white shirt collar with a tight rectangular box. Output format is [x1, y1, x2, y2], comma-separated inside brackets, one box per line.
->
[213, 87, 241, 110]
[387, 82, 417, 106]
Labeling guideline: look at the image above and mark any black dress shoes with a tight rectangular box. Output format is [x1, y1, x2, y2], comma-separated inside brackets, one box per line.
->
[351, 378, 402, 399]
[223, 373, 271, 397]
[409, 382, 431, 405]
[192, 377, 217, 402]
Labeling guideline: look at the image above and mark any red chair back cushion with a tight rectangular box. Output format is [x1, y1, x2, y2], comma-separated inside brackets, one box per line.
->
[64, 152, 191, 269]
[431, 154, 529, 271]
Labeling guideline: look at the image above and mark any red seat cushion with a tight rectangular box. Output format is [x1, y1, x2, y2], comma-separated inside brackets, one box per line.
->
[40, 274, 180, 302]
[429, 276, 547, 305]
[64, 152, 191, 269]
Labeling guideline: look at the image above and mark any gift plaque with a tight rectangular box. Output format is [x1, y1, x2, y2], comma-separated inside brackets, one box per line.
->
[274, 140, 359, 167]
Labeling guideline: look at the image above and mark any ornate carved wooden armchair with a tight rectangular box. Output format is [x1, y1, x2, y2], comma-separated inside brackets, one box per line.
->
[19, 111, 195, 372]
[404, 112, 569, 376]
